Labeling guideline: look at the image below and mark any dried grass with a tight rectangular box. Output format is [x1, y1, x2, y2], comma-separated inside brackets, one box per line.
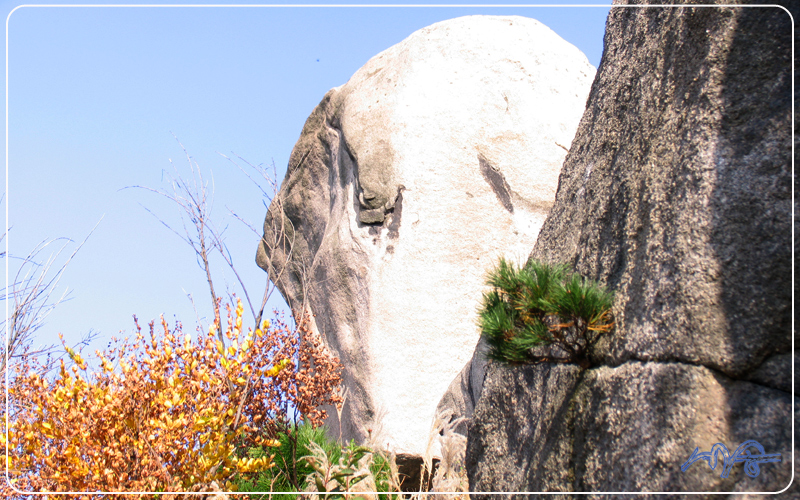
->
[296, 407, 469, 500]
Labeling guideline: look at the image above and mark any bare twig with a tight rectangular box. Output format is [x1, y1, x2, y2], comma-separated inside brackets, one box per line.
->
[1, 215, 104, 376]
[122, 136, 302, 345]
[120, 135, 222, 341]
[217, 153, 296, 331]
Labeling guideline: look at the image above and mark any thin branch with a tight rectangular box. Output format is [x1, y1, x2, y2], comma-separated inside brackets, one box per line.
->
[182, 289, 204, 334]
[2, 215, 104, 376]
[216, 152, 277, 206]
[120, 137, 221, 341]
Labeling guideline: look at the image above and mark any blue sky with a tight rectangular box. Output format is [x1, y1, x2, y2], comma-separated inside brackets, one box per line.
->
[3, 2, 610, 367]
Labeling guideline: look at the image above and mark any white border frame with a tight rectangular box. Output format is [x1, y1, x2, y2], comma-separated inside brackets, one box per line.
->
[3, 2, 795, 496]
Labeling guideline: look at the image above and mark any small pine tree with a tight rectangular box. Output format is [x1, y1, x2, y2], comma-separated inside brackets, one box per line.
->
[478, 258, 615, 368]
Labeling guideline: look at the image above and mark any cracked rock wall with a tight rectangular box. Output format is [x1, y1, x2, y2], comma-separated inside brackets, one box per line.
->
[256, 15, 595, 455]
[467, 1, 796, 496]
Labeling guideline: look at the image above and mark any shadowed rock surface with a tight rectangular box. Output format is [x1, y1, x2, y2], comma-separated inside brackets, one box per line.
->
[467, 1, 795, 496]
[469, 362, 796, 497]
[256, 15, 595, 456]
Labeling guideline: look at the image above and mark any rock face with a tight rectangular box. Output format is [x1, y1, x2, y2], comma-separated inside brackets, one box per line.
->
[466, 2, 795, 496]
[469, 362, 796, 496]
[256, 15, 595, 455]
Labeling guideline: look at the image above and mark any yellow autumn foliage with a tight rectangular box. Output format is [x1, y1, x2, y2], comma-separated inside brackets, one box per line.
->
[1, 298, 341, 498]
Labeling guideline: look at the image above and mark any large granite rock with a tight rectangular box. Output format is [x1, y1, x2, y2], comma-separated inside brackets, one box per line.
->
[435, 337, 490, 438]
[256, 15, 595, 455]
[468, 362, 797, 497]
[467, 1, 795, 496]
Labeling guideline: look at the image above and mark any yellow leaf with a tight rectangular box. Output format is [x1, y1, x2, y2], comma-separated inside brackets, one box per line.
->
[235, 377, 247, 385]
[164, 400, 173, 409]
[42, 422, 53, 430]
[266, 358, 291, 377]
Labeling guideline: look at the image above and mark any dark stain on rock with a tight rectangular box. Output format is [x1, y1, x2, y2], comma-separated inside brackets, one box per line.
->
[387, 185, 405, 240]
[479, 154, 514, 214]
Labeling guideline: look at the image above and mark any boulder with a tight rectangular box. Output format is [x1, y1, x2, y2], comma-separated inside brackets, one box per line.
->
[468, 362, 797, 496]
[256, 15, 595, 455]
[467, 1, 795, 495]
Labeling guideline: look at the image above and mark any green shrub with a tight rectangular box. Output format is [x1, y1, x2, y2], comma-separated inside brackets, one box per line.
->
[301, 437, 403, 500]
[478, 258, 615, 368]
[234, 421, 401, 499]
[234, 421, 336, 498]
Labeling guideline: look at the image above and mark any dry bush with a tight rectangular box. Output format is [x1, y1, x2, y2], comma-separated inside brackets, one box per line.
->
[428, 410, 468, 499]
[1, 298, 342, 498]
[299, 409, 470, 500]
[408, 409, 469, 500]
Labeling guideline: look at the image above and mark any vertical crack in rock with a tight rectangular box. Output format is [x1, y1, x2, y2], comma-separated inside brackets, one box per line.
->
[478, 154, 514, 214]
